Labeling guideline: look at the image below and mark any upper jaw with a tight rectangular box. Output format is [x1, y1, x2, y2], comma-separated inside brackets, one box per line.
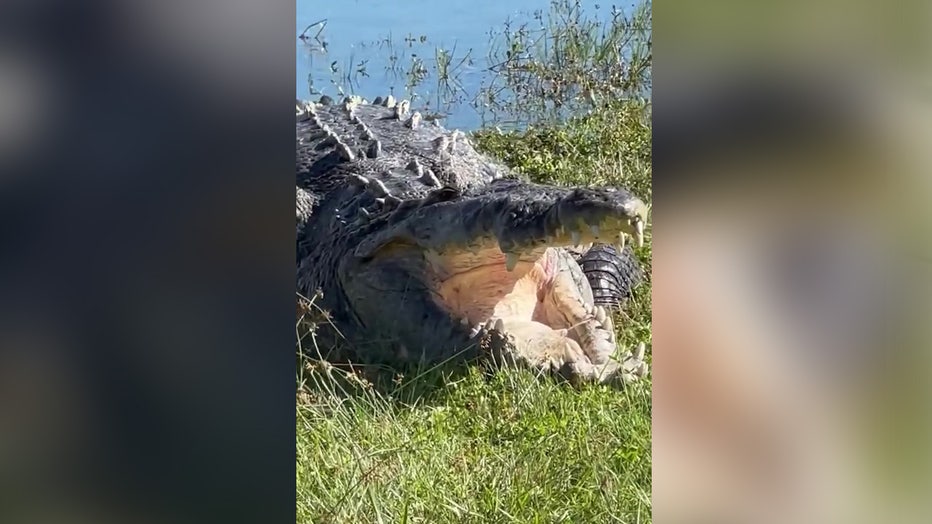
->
[493, 185, 649, 253]
[354, 182, 649, 260]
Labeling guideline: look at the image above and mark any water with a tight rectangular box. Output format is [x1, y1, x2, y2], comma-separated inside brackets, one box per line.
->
[296, 0, 630, 131]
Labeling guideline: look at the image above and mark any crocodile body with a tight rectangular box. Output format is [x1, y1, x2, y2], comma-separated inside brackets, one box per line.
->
[296, 95, 649, 384]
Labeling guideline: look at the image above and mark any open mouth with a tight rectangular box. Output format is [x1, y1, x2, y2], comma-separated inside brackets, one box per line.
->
[348, 176, 649, 378]
[424, 196, 648, 372]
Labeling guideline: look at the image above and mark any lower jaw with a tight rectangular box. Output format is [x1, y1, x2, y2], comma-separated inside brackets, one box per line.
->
[433, 247, 612, 356]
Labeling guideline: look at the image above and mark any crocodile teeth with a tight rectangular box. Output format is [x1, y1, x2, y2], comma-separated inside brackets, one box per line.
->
[590, 224, 601, 239]
[634, 342, 646, 361]
[616, 233, 626, 251]
[504, 253, 520, 272]
[493, 318, 505, 333]
[599, 307, 614, 334]
[383, 95, 396, 108]
[594, 306, 607, 325]
[634, 219, 645, 248]
[459, 317, 470, 327]
[571, 230, 582, 246]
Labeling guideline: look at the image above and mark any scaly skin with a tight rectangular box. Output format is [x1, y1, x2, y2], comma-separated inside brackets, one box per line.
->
[578, 243, 645, 306]
[296, 95, 650, 385]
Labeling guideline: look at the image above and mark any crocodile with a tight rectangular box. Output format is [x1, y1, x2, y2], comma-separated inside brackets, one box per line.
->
[296, 95, 650, 384]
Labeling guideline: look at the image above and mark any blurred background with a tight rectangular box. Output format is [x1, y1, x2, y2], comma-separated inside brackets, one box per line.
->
[0, 1, 296, 523]
[652, 1, 932, 522]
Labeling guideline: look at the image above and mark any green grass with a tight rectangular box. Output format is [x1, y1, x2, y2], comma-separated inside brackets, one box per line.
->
[296, 98, 652, 523]
[298, 366, 651, 523]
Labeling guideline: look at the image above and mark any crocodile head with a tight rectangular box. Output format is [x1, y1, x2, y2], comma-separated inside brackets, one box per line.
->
[331, 177, 650, 383]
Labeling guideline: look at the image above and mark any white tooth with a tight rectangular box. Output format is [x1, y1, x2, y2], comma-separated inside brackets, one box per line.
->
[634, 342, 646, 361]
[460, 317, 470, 327]
[616, 233, 626, 251]
[505, 253, 519, 271]
[594, 306, 607, 324]
[494, 318, 505, 332]
[602, 313, 614, 334]
[590, 224, 600, 238]
[636, 362, 649, 377]
[634, 219, 645, 248]
[571, 230, 581, 246]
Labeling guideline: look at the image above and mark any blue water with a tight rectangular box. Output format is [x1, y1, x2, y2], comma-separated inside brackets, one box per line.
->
[296, 0, 631, 131]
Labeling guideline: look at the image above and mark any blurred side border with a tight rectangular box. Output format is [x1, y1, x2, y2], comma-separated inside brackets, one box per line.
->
[0, 1, 296, 523]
